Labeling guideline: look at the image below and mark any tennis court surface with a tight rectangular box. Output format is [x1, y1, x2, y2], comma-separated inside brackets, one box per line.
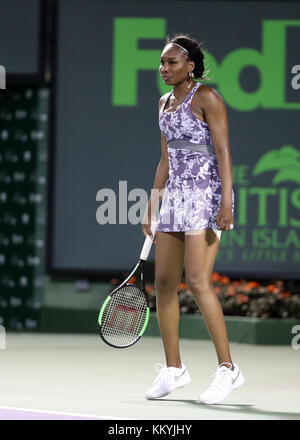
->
[0, 333, 299, 420]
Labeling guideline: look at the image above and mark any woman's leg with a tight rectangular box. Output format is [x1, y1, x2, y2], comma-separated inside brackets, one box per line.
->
[184, 230, 233, 368]
[154, 231, 185, 368]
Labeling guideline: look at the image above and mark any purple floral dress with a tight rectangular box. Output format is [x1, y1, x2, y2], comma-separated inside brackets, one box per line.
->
[156, 82, 234, 233]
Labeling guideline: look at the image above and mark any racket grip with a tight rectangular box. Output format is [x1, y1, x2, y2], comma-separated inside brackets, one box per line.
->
[140, 221, 158, 261]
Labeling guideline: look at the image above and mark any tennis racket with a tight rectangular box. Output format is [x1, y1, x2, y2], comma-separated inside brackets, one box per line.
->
[98, 221, 158, 348]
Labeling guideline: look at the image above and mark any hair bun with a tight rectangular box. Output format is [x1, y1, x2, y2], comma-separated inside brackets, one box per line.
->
[164, 33, 206, 80]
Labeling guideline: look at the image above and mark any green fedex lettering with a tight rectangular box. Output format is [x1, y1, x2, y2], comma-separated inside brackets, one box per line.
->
[112, 17, 216, 105]
[113, 18, 166, 106]
[219, 20, 300, 110]
[113, 18, 300, 110]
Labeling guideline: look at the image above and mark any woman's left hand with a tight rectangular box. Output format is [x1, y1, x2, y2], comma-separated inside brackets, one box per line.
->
[216, 204, 234, 231]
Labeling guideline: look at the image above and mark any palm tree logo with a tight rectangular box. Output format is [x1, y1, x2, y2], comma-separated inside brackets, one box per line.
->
[253, 145, 300, 184]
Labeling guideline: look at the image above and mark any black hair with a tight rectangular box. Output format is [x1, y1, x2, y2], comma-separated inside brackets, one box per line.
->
[164, 33, 209, 80]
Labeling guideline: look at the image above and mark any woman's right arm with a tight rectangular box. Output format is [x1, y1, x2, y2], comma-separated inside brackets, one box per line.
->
[142, 100, 169, 239]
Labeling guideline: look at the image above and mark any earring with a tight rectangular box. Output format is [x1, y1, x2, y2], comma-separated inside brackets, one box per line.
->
[187, 71, 195, 88]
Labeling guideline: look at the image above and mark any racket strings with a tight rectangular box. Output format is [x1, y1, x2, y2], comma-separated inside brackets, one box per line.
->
[100, 285, 148, 347]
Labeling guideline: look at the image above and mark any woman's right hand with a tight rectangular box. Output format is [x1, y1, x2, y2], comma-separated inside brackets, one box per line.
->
[142, 221, 157, 244]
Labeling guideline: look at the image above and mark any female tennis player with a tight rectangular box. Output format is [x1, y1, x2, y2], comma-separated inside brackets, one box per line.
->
[142, 33, 244, 405]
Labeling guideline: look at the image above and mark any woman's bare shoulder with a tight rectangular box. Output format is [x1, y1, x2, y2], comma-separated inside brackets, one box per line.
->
[158, 91, 172, 111]
[194, 83, 224, 103]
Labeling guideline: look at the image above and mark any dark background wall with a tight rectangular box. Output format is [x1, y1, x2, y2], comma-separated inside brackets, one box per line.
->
[0, 0, 41, 75]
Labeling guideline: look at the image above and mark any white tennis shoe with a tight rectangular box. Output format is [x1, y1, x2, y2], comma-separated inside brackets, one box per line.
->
[197, 362, 244, 405]
[145, 362, 191, 399]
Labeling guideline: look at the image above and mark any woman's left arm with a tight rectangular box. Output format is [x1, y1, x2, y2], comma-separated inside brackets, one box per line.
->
[196, 86, 234, 230]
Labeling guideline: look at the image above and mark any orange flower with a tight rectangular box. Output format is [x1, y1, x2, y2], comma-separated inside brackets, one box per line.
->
[247, 281, 260, 288]
[212, 272, 221, 283]
[128, 275, 137, 284]
[233, 280, 242, 286]
[179, 282, 188, 290]
[145, 285, 154, 294]
[220, 276, 231, 285]
[242, 284, 253, 293]
[241, 281, 260, 292]
[267, 285, 280, 294]
[227, 285, 236, 297]
[237, 294, 249, 304]
[214, 286, 221, 295]
[280, 291, 291, 299]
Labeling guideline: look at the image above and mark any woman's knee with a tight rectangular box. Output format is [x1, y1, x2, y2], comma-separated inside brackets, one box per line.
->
[185, 274, 212, 294]
[154, 273, 179, 294]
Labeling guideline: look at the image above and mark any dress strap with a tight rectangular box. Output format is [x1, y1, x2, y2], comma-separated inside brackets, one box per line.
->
[161, 90, 173, 112]
[185, 82, 202, 104]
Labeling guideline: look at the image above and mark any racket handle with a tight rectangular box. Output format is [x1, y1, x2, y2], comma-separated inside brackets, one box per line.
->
[140, 221, 158, 261]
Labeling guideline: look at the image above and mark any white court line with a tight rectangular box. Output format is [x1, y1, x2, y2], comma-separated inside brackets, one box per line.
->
[0, 406, 137, 420]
